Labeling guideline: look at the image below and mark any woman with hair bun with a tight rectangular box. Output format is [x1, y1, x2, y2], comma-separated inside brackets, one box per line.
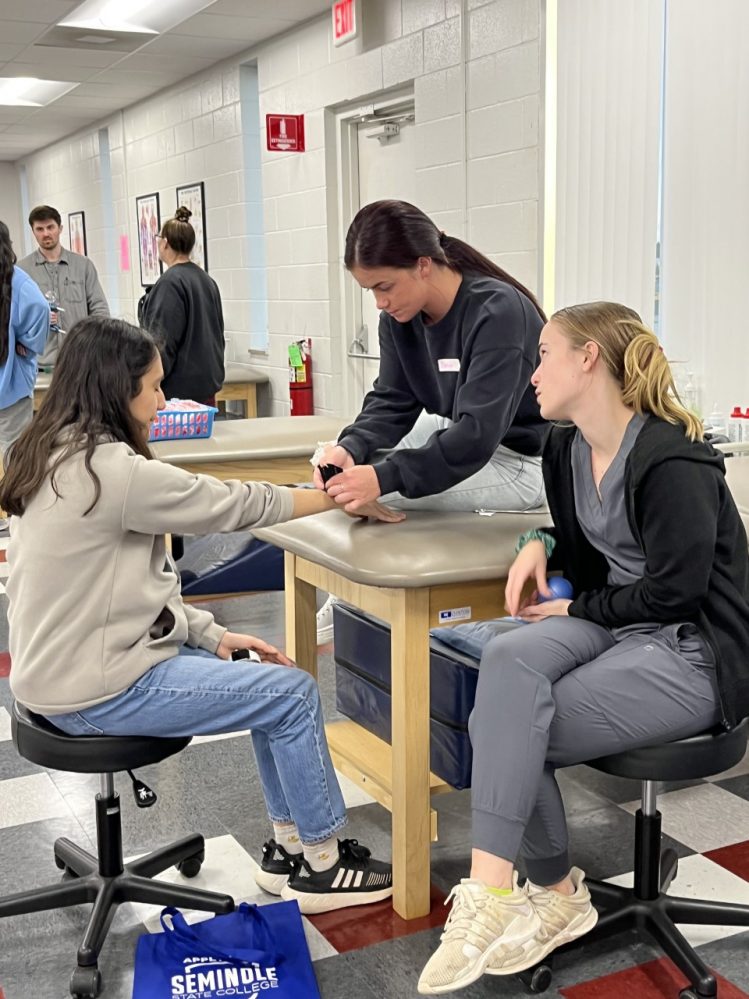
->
[141, 206, 225, 405]
[417, 302, 749, 994]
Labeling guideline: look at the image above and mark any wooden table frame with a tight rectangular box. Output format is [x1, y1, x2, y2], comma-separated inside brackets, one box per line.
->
[215, 381, 259, 419]
[161, 455, 314, 485]
[282, 551, 505, 920]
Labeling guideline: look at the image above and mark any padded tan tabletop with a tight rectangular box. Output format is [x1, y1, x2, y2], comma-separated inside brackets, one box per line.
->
[35, 372, 52, 391]
[222, 362, 269, 385]
[151, 415, 344, 464]
[255, 508, 545, 587]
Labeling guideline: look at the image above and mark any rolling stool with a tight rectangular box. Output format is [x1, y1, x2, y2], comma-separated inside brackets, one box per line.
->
[0, 702, 235, 998]
[521, 718, 749, 998]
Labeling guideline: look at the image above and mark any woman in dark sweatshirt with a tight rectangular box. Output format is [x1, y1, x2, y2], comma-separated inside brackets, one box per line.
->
[141, 206, 224, 405]
[315, 199, 548, 640]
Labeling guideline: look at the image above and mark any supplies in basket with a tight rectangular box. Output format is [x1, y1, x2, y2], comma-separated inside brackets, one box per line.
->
[149, 399, 218, 442]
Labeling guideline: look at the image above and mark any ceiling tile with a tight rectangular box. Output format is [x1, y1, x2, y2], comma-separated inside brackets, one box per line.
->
[0, 0, 79, 24]
[171, 13, 294, 41]
[0, 20, 49, 44]
[138, 32, 245, 59]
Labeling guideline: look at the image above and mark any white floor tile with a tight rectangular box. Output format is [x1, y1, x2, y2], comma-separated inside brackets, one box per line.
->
[336, 769, 376, 808]
[0, 561, 9, 579]
[0, 705, 11, 742]
[619, 782, 749, 852]
[0, 580, 5, 595]
[0, 772, 71, 828]
[606, 853, 749, 946]
[125, 833, 337, 960]
[0, 536, 9, 550]
[191, 729, 251, 745]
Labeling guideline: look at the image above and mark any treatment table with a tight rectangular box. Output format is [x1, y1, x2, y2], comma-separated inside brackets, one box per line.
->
[150, 415, 344, 485]
[254, 508, 542, 919]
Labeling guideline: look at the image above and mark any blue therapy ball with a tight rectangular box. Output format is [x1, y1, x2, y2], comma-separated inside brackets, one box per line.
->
[539, 577, 574, 602]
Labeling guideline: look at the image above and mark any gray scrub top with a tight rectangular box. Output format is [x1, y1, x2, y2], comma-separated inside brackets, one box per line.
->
[571, 414, 714, 669]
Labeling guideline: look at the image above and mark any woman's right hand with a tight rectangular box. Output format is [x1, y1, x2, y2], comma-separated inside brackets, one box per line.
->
[504, 540, 552, 616]
[312, 443, 355, 489]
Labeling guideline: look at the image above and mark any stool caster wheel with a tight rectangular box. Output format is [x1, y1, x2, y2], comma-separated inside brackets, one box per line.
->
[70, 965, 102, 998]
[518, 964, 553, 993]
[54, 854, 79, 879]
[177, 851, 205, 878]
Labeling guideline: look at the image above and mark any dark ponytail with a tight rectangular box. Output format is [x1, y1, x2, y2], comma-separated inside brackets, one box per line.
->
[344, 200, 546, 320]
[0, 220, 16, 366]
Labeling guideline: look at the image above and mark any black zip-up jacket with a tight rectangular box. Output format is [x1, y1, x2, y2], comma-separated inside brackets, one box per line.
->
[541, 415, 749, 727]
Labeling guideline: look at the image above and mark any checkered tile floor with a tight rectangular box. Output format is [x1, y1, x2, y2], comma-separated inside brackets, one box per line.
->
[0, 534, 748, 997]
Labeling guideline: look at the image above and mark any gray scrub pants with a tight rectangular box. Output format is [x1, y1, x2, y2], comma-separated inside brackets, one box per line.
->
[469, 616, 723, 885]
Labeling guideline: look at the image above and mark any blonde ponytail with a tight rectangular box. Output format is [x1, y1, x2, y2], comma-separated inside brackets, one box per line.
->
[551, 302, 702, 441]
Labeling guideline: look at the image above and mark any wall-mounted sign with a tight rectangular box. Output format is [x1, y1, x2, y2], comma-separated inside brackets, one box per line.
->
[332, 0, 357, 46]
[266, 114, 305, 153]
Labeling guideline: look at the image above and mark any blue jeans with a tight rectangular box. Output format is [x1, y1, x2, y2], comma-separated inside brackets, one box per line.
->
[49, 648, 347, 845]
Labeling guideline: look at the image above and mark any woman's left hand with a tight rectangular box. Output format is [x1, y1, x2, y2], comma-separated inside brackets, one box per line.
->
[216, 631, 294, 666]
[518, 598, 572, 622]
[326, 465, 382, 511]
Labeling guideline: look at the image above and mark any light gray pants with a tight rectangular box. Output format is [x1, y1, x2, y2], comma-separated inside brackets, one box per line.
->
[381, 411, 545, 512]
[0, 396, 33, 462]
[469, 616, 722, 885]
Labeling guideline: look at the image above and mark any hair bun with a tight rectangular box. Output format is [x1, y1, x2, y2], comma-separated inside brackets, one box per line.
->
[174, 206, 192, 223]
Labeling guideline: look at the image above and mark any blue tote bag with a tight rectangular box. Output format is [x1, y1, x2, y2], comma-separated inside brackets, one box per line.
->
[132, 902, 321, 999]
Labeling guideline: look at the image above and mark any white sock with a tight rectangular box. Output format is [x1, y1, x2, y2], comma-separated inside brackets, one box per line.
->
[272, 822, 302, 856]
[303, 834, 340, 873]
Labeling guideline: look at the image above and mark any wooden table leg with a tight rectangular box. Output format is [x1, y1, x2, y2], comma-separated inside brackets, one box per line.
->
[390, 587, 432, 919]
[245, 385, 257, 419]
[284, 553, 318, 679]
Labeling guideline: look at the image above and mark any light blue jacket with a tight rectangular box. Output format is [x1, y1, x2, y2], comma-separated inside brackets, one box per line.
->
[1, 267, 49, 409]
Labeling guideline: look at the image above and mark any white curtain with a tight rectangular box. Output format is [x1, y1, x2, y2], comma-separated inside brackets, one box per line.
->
[553, 0, 664, 322]
[659, 0, 749, 414]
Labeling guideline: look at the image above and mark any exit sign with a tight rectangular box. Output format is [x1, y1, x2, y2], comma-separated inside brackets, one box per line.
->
[332, 0, 358, 46]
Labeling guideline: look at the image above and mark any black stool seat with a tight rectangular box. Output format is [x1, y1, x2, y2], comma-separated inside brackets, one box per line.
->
[12, 702, 191, 772]
[0, 700, 234, 999]
[588, 717, 749, 782]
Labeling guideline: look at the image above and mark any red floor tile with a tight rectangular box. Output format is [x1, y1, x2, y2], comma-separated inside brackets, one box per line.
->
[705, 838, 749, 882]
[560, 957, 749, 999]
[308, 883, 447, 953]
[0, 652, 10, 678]
[0, 549, 6, 563]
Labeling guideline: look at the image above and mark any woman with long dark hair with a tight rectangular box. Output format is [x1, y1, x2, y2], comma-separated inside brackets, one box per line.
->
[314, 199, 548, 640]
[0, 220, 49, 530]
[0, 317, 403, 913]
[141, 206, 224, 406]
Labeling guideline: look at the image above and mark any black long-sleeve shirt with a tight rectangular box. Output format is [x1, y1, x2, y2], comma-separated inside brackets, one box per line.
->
[142, 262, 225, 401]
[541, 416, 749, 727]
[337, 274, 546, 499]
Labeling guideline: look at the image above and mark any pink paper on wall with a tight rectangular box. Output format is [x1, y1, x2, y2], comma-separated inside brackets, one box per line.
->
[119, 234, 130, 271]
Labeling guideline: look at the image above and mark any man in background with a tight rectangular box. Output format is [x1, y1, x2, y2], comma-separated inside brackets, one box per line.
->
[18, 205, 109, 368]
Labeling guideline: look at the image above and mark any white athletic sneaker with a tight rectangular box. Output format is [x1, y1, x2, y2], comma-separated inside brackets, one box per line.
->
[316, 595, 337, 645]
[417, 875, 541, 995]
[505, 866, 598, 970]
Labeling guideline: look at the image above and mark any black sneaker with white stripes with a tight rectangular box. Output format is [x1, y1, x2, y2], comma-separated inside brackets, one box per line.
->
[280, 839, 393, 913]
[254, 839, 299, 896]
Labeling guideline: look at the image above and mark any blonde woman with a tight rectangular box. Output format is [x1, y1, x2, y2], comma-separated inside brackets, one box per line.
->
[418, 303, 749, 994]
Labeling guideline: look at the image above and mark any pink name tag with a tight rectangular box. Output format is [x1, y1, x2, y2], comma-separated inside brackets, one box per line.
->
[438, 358, 460, 372]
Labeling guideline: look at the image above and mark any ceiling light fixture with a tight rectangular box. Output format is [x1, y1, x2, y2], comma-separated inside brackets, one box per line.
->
[0, 77, 78, 107]
[59, 0, 216, 35]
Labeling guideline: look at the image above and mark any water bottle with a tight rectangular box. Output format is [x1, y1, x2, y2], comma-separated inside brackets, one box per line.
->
[728, 406, 744, 444]
[706, 403, 727, 438]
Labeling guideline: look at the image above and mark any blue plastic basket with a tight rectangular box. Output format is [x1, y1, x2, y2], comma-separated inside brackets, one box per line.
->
[148, 400, 218, 442]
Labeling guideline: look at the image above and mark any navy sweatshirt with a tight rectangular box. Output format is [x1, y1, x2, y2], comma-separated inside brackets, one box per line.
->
[142, 262, 225, 402]
[337, 274, 546, 499]
[542, 416, 749, 727]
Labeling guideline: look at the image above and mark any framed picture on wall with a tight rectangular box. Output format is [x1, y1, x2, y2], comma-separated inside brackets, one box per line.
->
[175, 181, 207, 271]
[68, 211, 87, 256]
[135, 192, 162, 287]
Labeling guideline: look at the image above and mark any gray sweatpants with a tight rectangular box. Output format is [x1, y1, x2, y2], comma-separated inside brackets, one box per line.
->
[469, 616, 722, 885]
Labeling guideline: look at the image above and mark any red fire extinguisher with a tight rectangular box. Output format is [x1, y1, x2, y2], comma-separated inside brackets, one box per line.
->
[289, 338, 314, 415]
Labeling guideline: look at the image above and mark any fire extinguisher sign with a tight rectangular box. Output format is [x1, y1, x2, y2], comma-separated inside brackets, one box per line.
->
[266, 114, 305, 153]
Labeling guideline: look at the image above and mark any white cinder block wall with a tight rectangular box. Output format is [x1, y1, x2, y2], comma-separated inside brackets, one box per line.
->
[17, 0, 542, 417]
